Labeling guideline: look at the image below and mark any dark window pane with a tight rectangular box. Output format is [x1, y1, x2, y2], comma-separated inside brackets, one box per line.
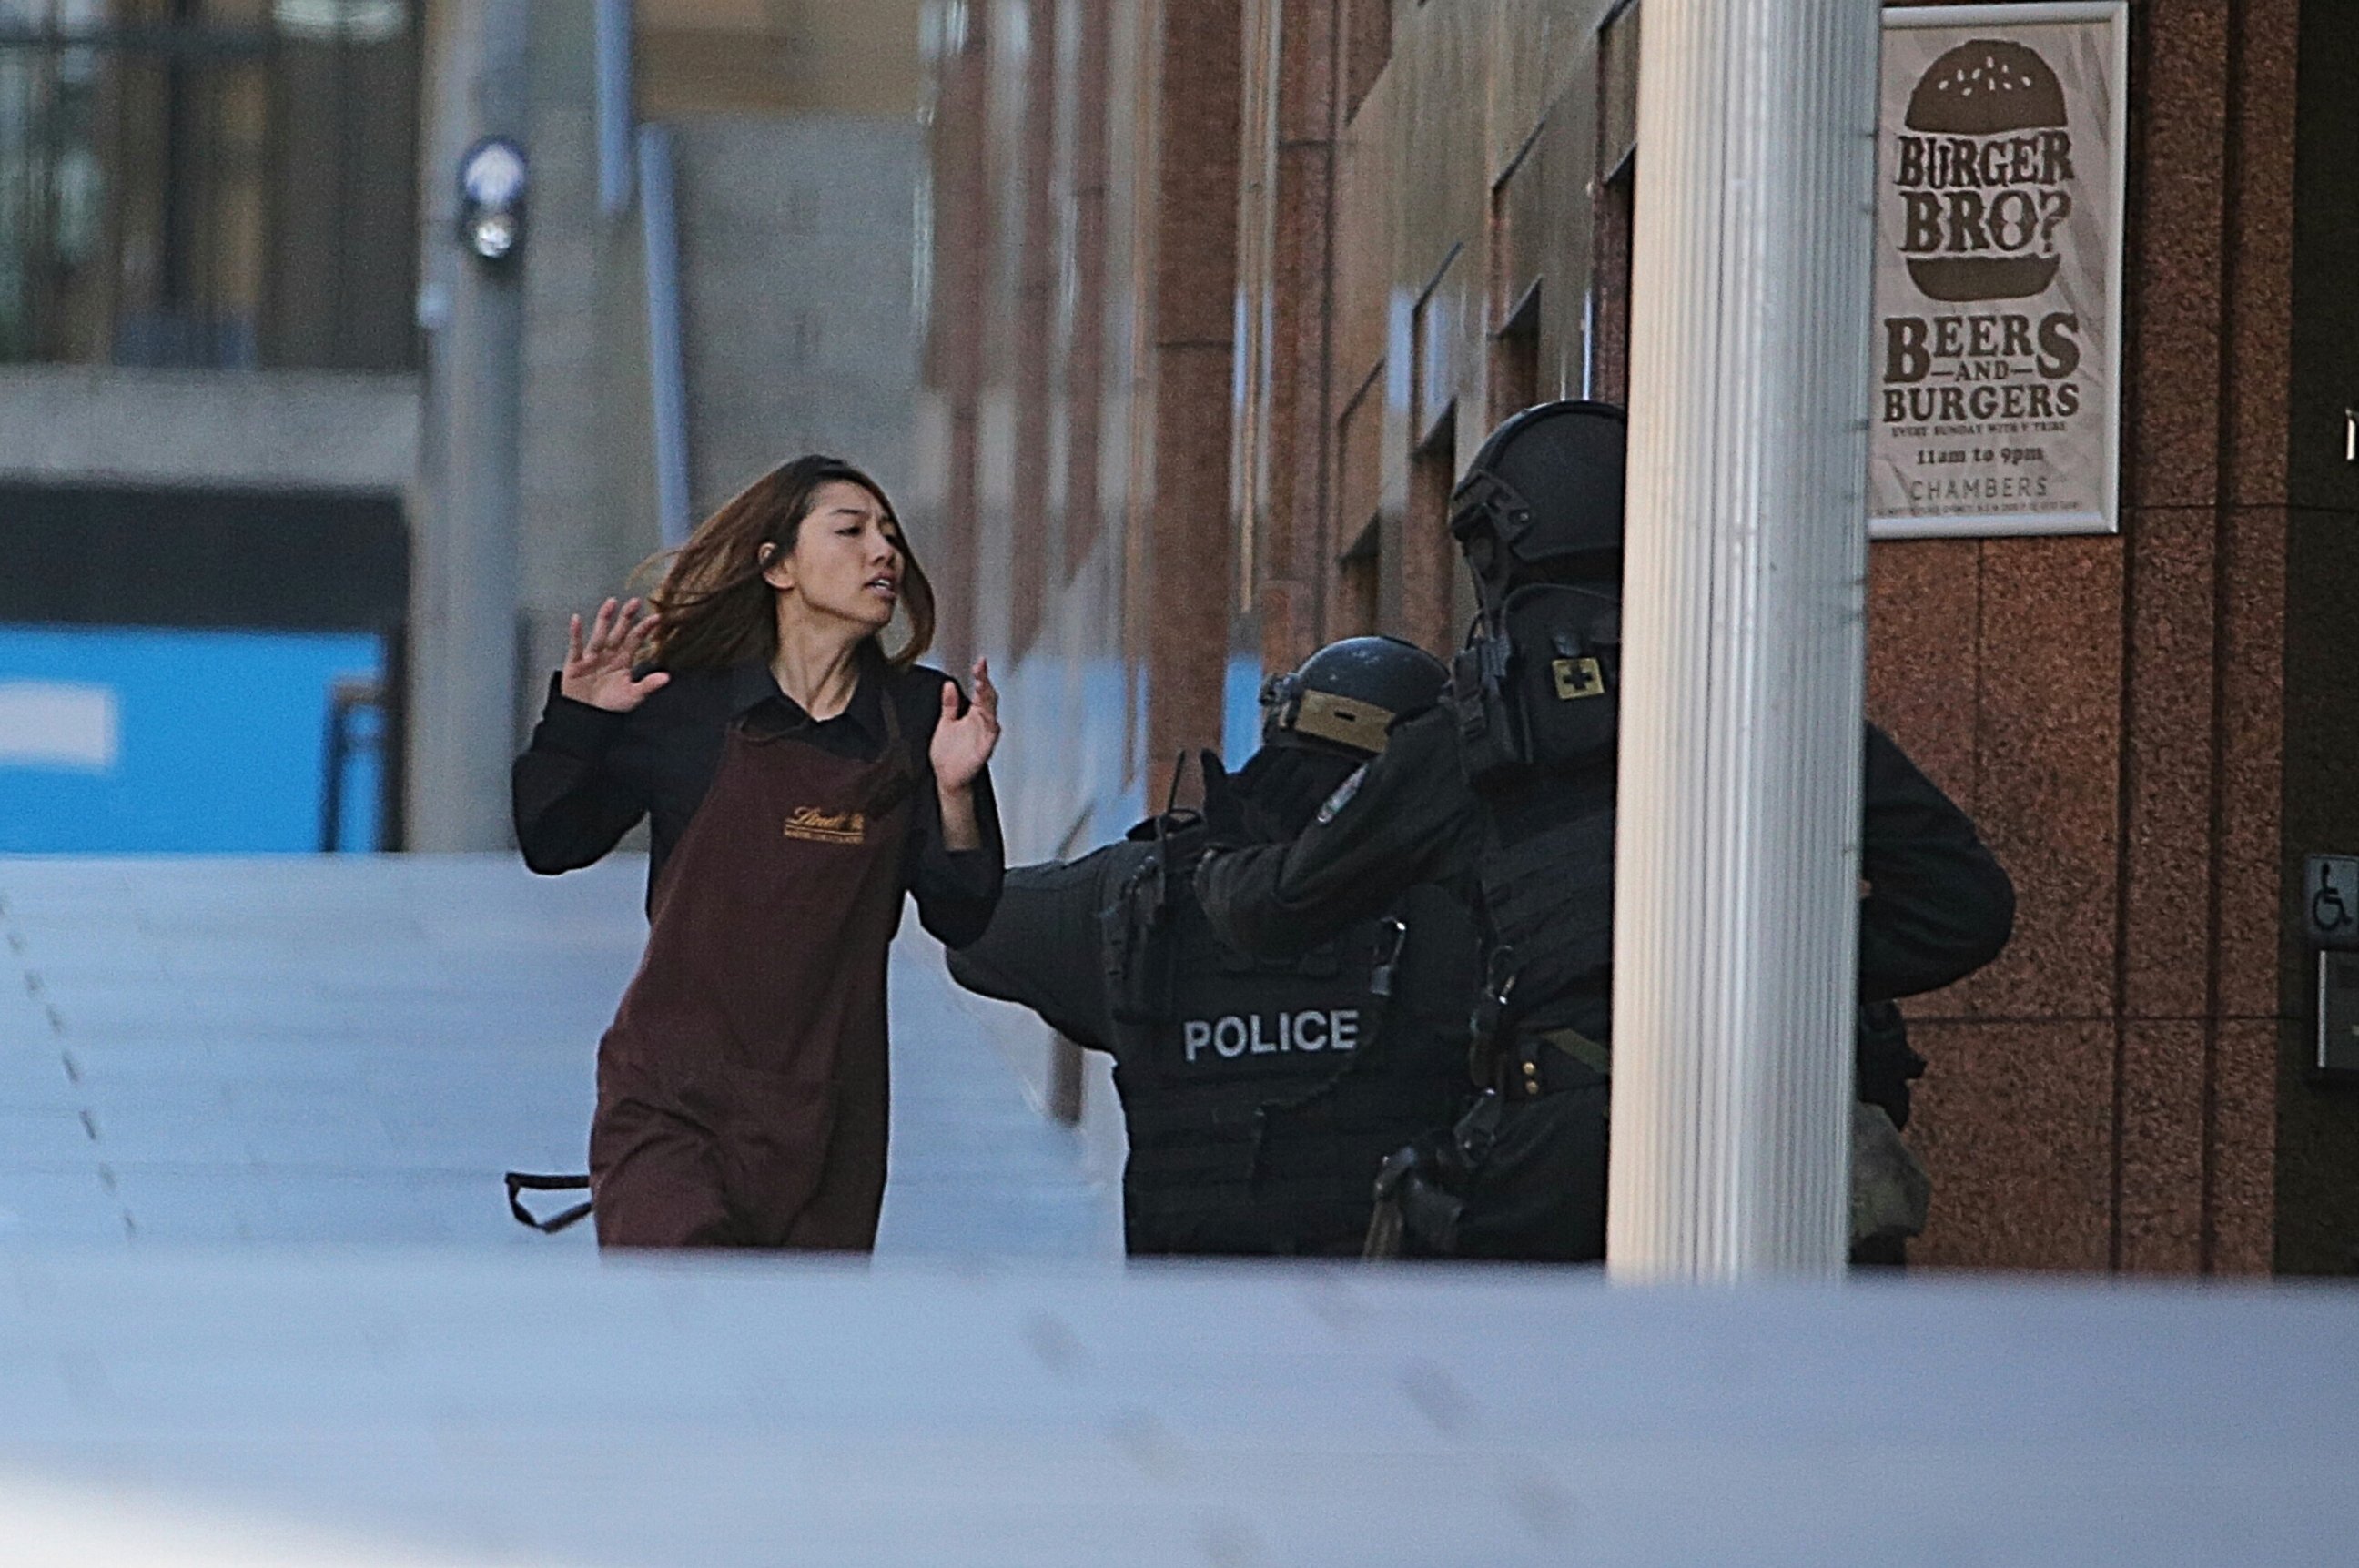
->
[0, 9, 419, 369]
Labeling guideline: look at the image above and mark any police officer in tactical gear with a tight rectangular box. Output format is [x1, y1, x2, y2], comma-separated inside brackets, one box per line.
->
[1194, 400, 2016, 1264]
[947, 637, 1482, 1257]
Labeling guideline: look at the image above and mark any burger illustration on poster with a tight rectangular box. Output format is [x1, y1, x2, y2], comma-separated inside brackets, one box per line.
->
[1871, 6, 2124, 538]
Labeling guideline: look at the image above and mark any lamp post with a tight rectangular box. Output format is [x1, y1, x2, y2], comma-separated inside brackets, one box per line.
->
[410, 1, 528, 853]
[457, 136, 528, 265]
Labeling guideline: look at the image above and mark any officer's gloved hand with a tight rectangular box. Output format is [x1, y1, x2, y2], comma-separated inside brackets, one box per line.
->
[1232, 744, 1363, 842]
[1199, 749, 1250, 848]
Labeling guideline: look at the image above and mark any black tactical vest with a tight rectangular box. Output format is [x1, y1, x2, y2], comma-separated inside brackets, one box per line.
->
[1472, 764, 1617, 1042]
[1108, 850, 1477, 1256]
[1450, 582, 1621, 786]
[1449, 582, 1624, 1043]
[1456, 603, 1920, 1089]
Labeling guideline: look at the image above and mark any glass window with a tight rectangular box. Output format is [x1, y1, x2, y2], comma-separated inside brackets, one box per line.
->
[0, 0, 418, 369]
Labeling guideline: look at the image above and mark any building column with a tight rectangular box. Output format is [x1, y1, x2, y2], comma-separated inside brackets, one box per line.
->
[1607, 0, 1880, 1279]
[1142, 0, 1244, 795]
[928, 3, 991, 672]
[1007, 0, 1061, 662]
[410, 0, 528, 852]
[1059, 0, 1112, 585]
[1256, 0, 1341, 673]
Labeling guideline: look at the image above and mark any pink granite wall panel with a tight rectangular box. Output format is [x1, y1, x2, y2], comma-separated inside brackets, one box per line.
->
[1151, 0, 1245, 350]
[2214, 505, 2289, 1023]
[1141, 0, 1242, 801]
[1909, 1020, 2116, 1271]
[2121, 0, 2229, 511]
[1966, 538, 2124, 1022]
[2117, 1018, 2209, 1272]
[1867, 540, 1980, 815]
[1275, 0, 1337, 145]
[2119, 502, 2219, 1024]
[1265, 137, 1339, 670]
[2207, 1017, 2280, 1274]
[2223, 0, 2300, 510]
[1146, 345, 1240, 784]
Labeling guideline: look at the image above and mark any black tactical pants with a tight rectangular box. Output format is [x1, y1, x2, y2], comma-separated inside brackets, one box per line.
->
[1450, 1058, 1612, 1263]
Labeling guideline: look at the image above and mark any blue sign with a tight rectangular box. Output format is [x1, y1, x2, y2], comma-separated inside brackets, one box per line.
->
[0, 622, 386, 853]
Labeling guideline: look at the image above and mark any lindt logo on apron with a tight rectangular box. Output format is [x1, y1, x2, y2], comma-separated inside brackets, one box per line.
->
[784, 806, 868, 845]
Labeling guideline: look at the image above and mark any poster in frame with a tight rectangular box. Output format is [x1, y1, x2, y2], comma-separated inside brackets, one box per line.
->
[1870, 2, 2130, 541]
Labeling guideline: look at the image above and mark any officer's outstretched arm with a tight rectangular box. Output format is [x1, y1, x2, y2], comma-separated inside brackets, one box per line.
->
[945, 847, 1131, 1052]
[1196, 707, 1472, 959]
[1856, 723, 2017, 1000]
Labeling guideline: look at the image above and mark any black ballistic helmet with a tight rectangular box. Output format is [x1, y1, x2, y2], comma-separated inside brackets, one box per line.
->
[1449, 400, 1628, 597]
[1260, 635, 1449, 756]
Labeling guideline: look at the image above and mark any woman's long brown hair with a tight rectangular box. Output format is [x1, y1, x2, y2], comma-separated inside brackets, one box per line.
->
[642, 456, 937, 673]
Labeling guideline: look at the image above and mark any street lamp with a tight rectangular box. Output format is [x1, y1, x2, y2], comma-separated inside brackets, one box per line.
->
[457, 137, 528, 265]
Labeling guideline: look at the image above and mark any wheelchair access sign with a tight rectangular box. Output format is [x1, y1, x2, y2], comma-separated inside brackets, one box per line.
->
[2303, 855, 2359, 948]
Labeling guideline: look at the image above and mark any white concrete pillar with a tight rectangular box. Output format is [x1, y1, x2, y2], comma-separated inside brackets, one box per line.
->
[1606, 0, 1880, 1280]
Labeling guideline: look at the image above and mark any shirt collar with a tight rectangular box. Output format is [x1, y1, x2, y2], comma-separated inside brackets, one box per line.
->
[724, 659, 780, 719]
[724, 642, 887, 739]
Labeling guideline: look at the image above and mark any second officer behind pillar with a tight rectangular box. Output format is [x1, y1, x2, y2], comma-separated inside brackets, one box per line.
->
[1194, 401, 2018, 1262]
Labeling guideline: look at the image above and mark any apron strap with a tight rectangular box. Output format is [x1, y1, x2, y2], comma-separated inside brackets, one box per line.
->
[879, 670, 906, 754]
[504, 1170, 593, 1234]
[885, 666, 947, 794]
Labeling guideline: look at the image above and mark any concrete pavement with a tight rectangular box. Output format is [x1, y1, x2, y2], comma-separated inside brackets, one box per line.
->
[0, 854, 1119, 1256]
[1, 855, 2354, 1566]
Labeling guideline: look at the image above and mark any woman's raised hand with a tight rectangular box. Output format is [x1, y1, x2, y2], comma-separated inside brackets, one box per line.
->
[930, 658, 1000, 794]
[560, 597, 670, 713]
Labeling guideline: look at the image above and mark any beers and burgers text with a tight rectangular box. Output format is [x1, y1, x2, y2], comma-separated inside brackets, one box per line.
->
[1882, 309, 2081, 426]
[1882, 37, 2088, 440]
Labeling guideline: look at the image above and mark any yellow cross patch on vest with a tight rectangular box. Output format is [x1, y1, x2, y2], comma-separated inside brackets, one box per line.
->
[784, 807, 867, 845]
[1551, 657, 1606, 701]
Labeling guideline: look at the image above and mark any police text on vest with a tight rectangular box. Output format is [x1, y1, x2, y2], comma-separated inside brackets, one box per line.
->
[1182, 1010, 1360, 1062]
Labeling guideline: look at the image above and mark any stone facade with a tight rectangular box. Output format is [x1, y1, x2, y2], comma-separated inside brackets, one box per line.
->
[919, 0, 2359, 1273]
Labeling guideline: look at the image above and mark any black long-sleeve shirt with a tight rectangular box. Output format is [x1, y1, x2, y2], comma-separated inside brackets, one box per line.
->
[511, 644, 1003, 948]
[947, 842, 1142, 1052]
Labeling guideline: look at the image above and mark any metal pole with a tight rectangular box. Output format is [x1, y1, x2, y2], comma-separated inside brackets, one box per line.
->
[1606, 0, 1880, 1280]
[595, 0, 634, 217]
[319, 699, 348, 855]
[411, 0, 528, 851]
[638, 123, 693, 550]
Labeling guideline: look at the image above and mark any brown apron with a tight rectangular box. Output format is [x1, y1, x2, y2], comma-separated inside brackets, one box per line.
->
[589, 693, 916, 1249]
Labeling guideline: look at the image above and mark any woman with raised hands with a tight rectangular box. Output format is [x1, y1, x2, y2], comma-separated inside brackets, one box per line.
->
[512, 455, 1001, 1250]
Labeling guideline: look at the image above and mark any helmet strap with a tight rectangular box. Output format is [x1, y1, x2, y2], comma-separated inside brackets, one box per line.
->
[1451, 471, 1536, 611]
